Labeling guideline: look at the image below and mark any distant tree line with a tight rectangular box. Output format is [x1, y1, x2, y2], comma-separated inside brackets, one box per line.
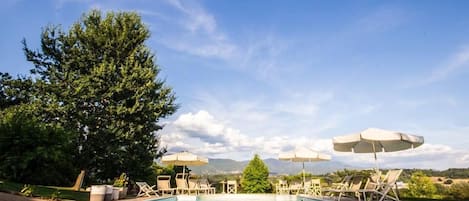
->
[0, 10, 177, 186]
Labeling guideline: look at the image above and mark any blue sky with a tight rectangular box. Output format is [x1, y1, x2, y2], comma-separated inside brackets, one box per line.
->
[1, 0, 469, 170]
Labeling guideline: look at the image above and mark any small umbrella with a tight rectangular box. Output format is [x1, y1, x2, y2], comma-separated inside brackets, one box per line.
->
[333, 128, 424, 171]
[161, 151, 208, 176]
[279, 148, 331, 188]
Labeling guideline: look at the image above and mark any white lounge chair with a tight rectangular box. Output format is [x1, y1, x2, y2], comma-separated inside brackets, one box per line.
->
[199, 178, 216, 194]
[326, 175, 363, 201]
[136, 181, 158, 197]
[156, 175, 175, 196]
[360, 169, 403, 201]
[175, 173, 189, 194]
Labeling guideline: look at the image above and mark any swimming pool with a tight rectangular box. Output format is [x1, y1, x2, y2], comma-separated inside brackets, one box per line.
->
[146, 194, 326, 201]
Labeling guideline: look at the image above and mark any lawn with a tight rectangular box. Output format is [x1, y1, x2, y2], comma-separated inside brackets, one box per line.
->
[0, 181, 89, 201]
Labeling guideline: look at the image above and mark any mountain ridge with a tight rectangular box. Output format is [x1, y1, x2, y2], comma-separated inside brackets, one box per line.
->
[189, 158, 357, 175]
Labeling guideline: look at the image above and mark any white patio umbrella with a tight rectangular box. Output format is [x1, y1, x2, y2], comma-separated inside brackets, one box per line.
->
[333, 128, 424, 171]
[279, 148, 331, 188]
[161, 151, 209, 176]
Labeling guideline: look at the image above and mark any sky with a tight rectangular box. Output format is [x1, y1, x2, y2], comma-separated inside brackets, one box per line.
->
[1, 0, 469, 170]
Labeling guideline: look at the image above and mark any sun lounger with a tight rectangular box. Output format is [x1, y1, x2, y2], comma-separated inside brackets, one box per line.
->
[175, 173, 189, 194]
[305, 178, 321, 196]
[289, 182, 303, 195]
[326, 175, 363, 201]
[360, 169, 403, 201]
[156, 175, 175, 196]
[199, 178, 216, 194]
[136, 181, 159, 197]
[323, 175, 352, 197]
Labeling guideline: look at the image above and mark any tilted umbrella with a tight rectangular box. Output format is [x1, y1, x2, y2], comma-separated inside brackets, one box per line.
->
[333, 128, 424, 171]
[161, 151, 209, 176]
[279, 148, 331, 188]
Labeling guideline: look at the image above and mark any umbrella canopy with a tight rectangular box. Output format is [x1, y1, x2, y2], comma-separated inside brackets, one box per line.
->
[279, 148, 331, 162]
[161, 151, 209, 166]
[333, 128, 424, 170]
[161, 151, 208, 176]
[279, 148, 331, 188]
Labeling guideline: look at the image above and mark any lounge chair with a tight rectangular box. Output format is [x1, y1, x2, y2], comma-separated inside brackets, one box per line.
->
[305, 178, 321, 196]
[289, 182, 303, 195]
[135, 182, 158, 197]
[156, 175, 175, 196]
[326, 175, 363, 201]
[175, 173, 189, 194]
[360, 169, 403, 201]
[276, 179, 289, 194]
[48, 170, 85, 191]
[199, 178, 216, 194]
[188, 178, 201, 195]
[323, 175, 352, 196]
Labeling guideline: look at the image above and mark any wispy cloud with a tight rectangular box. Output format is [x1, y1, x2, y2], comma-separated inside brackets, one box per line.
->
[409, 46, 469, 87]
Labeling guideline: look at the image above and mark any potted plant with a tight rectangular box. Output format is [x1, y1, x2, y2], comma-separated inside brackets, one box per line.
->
[113, 173, 128, 199]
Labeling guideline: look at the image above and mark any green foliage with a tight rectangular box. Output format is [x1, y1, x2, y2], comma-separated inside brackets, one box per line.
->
[20, 184, 35, 197]
[448, 182, 469, 200]
[0, 181, 89, 201]
[408, 171, 437, 198]
[241, 154, 271, 193]
[113, 173, 128, 187]
[0, 104, 75, 185]
[50, 190, 62, 201]
[9, 9, 178, 183]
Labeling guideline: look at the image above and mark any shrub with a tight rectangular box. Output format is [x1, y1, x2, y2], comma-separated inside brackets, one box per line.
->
[407, 171, 437, 198]
[448, 182, 469, 200]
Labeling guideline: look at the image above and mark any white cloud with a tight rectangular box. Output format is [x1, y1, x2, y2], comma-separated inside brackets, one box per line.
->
[333, 143, 469, 170]
[161, 110, 333, 159]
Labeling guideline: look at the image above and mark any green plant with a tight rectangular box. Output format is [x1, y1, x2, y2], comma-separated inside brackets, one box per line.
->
[407, 171, 437, 198]
[241, 154, 271, 193]
[50, 190, 61, 201]
[20, 184, 34, 197]
[113, 173, 128, 187]
[448, 182, 469, 200]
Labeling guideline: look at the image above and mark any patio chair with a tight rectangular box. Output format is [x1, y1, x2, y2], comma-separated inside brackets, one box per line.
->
[306, 178, 321, 196]
[326, 175, 363, 201]
[175, 173, 189, 194]
[323, 175, 352, 196]
[289, 182, 303, 195]
[156, 175, 175, 196]
[135, 182, 158, 197]
[188, 178, 201, 195]
[199, 178, 216, 194]
[226, 180, 237, 194]
[360, 169, 403, 201]
[276, 179, 289, 194]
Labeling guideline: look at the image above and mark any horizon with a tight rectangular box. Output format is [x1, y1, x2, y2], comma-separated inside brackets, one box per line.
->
[1, 0, 468, 170]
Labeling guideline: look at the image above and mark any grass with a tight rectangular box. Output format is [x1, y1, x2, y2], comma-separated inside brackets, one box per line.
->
[0, 180, 89, 201]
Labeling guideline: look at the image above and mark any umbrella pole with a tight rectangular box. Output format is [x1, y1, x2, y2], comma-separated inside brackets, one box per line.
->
[372, 143, 380, 174]
[302, 162, 306, 189]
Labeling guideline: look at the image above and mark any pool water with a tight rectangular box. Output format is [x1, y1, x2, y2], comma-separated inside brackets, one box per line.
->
[147, 194, 325, 201]
[197, 194, 297, 201]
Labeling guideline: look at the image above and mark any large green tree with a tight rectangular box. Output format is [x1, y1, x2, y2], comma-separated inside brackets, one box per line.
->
[0, 104, 75, 185]
[13, 10, 178, 182]
[241, 154, 271, 193]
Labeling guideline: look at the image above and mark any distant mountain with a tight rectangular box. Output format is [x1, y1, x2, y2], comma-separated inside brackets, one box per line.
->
[190, 158, 357, 175]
